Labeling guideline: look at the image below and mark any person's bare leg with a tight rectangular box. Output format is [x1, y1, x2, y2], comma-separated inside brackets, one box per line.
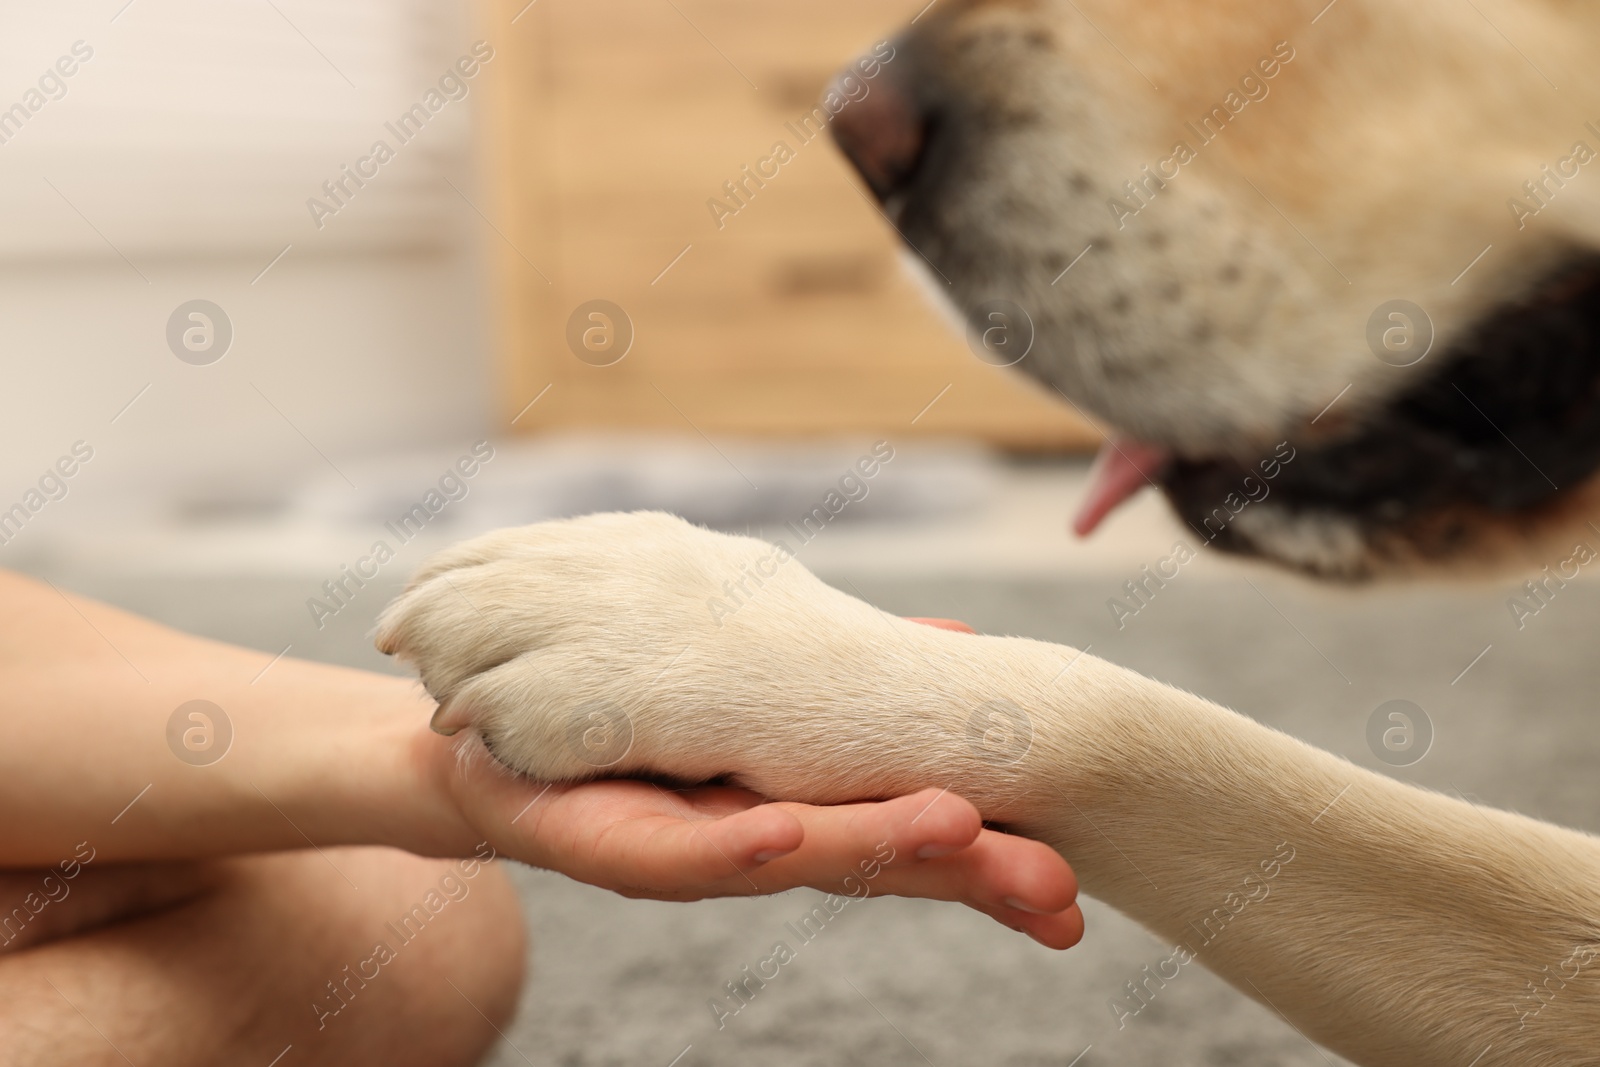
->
[0, 847, 527, 1067]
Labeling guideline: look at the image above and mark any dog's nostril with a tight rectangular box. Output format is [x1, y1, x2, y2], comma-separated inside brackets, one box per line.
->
[828, 63, 928, 203]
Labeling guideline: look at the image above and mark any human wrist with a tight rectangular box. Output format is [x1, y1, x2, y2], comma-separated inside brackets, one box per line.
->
[318, 678, 482, 859]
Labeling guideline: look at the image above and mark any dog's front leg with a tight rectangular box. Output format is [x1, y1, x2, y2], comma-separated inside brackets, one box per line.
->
[381, 513, 1600, 1067]
[992, 649, 1600, 1067]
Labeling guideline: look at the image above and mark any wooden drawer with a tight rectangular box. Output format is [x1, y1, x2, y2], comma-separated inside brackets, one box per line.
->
[476, 0, 1098, 449]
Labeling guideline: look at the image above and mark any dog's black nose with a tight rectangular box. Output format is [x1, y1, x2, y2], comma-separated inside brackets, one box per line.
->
[829, 60, 927, 203]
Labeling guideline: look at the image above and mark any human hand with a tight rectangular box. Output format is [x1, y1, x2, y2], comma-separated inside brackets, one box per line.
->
[406, 611, 1081, 948]
[436, 761, 1083, 948]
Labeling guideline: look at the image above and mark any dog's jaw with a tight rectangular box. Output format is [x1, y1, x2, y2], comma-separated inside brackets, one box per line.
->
[1159, 256, 1600, 579]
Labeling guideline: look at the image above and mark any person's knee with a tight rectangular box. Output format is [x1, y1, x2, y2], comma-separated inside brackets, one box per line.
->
[292, 848, 529, 1060]
[403, 853, 528, 1031]
[0, 849, 529, 1067]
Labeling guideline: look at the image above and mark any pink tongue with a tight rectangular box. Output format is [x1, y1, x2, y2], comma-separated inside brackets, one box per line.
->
[1072, 438, 1172, 537]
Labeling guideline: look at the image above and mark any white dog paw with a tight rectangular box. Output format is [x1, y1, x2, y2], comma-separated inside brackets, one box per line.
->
[376, 511, 1035, 804]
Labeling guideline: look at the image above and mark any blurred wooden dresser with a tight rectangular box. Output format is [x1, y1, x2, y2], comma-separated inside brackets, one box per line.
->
[476, 0, 1097, 448]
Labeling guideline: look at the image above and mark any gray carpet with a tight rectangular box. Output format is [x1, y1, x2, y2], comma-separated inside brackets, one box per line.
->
[31, 558, 1600, 1067]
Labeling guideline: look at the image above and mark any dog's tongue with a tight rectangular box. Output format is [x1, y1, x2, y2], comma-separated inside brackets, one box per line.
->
[1072, 438, 1171, 536]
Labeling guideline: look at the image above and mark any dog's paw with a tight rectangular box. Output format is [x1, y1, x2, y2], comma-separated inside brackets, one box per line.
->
[376, 511, 1033, 804]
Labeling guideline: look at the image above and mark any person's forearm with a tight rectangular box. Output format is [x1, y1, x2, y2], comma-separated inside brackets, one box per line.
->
[0, 570, 473, 867]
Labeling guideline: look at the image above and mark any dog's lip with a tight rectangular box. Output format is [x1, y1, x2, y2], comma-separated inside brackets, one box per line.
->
[1073, 437, 1172, 536]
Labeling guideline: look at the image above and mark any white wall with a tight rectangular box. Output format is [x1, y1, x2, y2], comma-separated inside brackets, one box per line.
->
[0, 0, 494, 527]
[0, 252, 490, 508]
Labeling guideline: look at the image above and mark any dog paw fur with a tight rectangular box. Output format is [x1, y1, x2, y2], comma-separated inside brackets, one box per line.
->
[376, 511, 1040, 804]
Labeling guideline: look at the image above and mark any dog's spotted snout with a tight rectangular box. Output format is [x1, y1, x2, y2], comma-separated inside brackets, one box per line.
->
[828, 57, 927, 203]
